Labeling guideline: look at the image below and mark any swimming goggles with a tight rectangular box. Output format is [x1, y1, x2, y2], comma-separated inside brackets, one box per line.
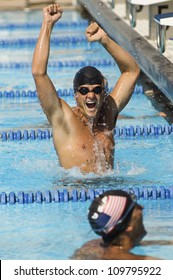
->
[78, 86, 103, 95]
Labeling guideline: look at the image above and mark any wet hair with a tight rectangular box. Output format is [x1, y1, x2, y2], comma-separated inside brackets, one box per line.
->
[73, 66, 105, 92]
[88, 190, 135, 243]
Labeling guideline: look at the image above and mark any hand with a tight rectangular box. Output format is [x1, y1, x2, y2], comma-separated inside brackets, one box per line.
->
[43, 4, 63, 24]
[86, 22, 107, 42]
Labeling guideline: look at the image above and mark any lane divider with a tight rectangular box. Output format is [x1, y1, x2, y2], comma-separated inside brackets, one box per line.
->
[0, 59, 114, 69]
[0, 124, 173, 141]
[0, 186, 173, 204]
[0, 36, 88, 47]
[0, 21, 88, 30]
[0, 85, 144, 98]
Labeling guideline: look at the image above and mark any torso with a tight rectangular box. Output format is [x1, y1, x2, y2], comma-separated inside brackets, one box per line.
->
[52, 98, 117, 174]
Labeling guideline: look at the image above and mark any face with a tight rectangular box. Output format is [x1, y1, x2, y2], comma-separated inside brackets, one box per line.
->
[75, 84, 105, 119]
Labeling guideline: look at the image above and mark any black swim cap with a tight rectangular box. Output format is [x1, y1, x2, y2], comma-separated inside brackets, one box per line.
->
[73, 66, 104, 91]
[88, 190, 135, 242]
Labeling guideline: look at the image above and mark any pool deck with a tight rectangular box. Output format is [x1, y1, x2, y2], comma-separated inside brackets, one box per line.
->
[111, 0, 173, 64]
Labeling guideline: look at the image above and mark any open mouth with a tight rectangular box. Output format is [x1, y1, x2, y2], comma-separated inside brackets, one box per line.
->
[86, 101, 96, 109]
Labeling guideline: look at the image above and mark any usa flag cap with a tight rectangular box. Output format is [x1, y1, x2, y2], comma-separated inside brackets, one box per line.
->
[88, 190, 135, 240]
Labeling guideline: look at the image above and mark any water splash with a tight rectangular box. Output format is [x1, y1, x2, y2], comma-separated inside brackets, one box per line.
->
[127, 162, 146, 175]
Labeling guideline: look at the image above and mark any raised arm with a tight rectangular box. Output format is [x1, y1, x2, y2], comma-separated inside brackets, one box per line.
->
[32, 4, 65, 124]
[86, 22, 140, 113]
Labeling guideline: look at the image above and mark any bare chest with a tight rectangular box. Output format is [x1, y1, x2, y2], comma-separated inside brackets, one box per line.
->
[58, 125, 114, 173]
[68, 125, 114, 154]
[53, 107, 115, 173]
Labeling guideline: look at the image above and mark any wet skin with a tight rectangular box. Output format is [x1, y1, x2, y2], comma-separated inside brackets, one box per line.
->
[52, 84, 117, 174]
[32, 5, 140, 174]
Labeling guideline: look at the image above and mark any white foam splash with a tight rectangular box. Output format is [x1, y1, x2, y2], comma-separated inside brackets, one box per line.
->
[127, 163, 146, 175]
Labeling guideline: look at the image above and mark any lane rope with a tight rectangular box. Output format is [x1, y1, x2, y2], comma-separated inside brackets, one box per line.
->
[0, 186, 173, 204]
[0, 85, 144, 98]
[0, 123, 172, 141]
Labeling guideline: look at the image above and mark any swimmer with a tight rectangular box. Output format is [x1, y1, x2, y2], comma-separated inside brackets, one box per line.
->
[72, 190, 172, 260]
[32, 4, 140, 174]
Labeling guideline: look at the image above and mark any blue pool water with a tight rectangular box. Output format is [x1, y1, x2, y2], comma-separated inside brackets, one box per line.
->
[0, 200, 172, 260]
[0, 9, 173, 260]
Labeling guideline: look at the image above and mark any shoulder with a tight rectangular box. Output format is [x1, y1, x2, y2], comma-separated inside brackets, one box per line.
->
[71, 239, 123, 260]
[71, 239, 105, 260]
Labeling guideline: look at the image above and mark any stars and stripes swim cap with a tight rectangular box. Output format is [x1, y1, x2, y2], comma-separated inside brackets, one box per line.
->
[88, 190, 136, 241]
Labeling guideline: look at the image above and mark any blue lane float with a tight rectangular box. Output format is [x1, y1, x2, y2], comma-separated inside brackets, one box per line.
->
[114, 124, 173, 137]
[0, 85, 144, 98]
[0, 21, 88, 30]
[0, 186, 173, 204]
[0, 59, 114, 69]
[0, 36, 88, 47]
[0, 90, 38, 98]
[0, 129, 52, 141]
[1, 124, 173, 141]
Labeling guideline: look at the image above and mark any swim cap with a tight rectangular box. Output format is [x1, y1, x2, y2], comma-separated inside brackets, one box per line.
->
[73, 66, 104, 91]
[88, 190, 135, 242]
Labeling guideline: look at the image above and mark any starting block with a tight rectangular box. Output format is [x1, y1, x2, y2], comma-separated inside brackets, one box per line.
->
[154, 12, 173, 52]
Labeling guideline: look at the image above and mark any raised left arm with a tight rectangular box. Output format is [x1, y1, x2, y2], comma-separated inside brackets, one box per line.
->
[86, 22, 140, 113]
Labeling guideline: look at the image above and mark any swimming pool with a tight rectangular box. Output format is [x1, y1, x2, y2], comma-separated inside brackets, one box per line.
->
[0, 8, 173, 260]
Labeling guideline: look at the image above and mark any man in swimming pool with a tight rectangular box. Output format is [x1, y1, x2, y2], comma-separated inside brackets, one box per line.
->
[32, 4, 140, 174]
[72, 190, 171, 260]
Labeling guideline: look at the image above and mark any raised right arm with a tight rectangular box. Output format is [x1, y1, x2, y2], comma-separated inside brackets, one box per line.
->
[32, 4, 65, 124]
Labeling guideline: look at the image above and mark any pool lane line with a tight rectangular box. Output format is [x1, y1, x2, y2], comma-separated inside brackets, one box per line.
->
[0, 186, 173, 204]
[0, 21, 88, 30]
[0, 36, 89, 47]
[0, 124, 173, 141]
[0, 85, 144, 98]
[0, 59, 114, 69]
